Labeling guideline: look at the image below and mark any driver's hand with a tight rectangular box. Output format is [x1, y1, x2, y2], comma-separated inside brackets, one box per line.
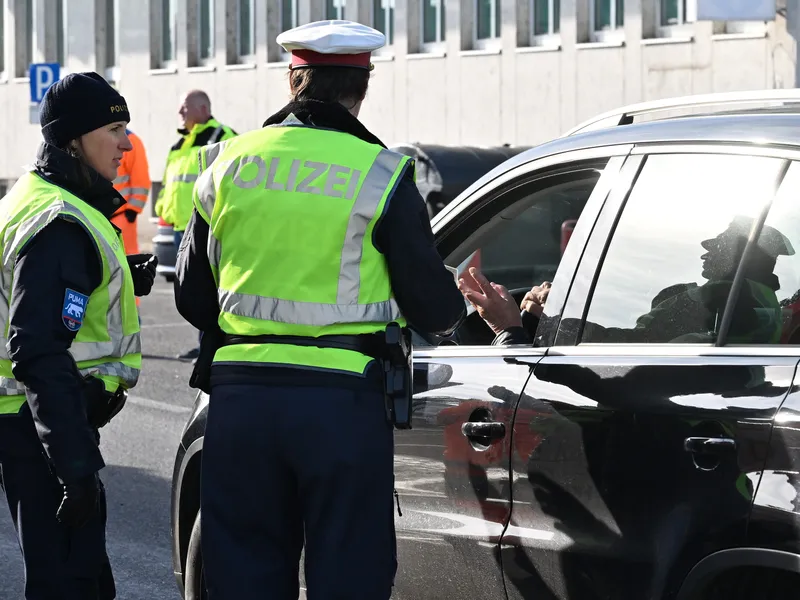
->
[521, 282, 551, 317]
[458, 267, 523, 335]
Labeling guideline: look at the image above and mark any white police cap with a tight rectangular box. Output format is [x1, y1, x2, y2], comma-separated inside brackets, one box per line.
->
[277, 20, 386, 70]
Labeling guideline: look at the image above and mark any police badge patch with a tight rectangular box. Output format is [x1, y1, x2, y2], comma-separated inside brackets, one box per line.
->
[62, 288, 89, 332]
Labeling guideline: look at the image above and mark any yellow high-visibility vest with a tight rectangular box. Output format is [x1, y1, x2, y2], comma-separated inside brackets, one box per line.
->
[193, 117, 411, 374]
[156, 118, 236, 232]
[0, 172, 142, 414]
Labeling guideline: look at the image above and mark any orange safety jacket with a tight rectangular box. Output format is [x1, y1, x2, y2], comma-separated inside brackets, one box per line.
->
[112, 129, 151, 255]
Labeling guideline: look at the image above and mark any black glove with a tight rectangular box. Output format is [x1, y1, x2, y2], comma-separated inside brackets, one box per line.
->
[123, 209, 137, 223]
[127, 253, 158, 296]
[56, 473, 100, 528]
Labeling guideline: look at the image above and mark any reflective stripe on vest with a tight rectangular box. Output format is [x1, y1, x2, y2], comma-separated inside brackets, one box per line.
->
[170, 173, 199, 184]
[217, 290, 401, 327]
[0, 173, 142, 401]
[113, 174, 149, 203]
[157, 119, 235, 231]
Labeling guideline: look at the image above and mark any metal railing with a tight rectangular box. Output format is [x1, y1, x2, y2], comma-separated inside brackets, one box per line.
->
[564, 88, 800, 137]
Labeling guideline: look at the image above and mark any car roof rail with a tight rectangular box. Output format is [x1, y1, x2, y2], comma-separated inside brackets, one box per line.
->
[563, 88, 800, 137]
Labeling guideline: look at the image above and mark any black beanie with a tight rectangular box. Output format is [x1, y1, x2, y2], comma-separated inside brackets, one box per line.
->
[39, 72, 131, 148]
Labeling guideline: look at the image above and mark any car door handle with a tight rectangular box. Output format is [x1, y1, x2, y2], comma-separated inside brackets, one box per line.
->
[462, 421, 506, 441]
[684, 436, 737, 454]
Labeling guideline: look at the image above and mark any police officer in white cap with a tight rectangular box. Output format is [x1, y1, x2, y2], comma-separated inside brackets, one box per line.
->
[174, 19, 464, 600]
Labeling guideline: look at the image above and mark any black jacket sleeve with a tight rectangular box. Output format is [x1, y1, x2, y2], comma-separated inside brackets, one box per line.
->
[374, 174, 466, 335]
[492, 327, 533, 346]
[7, 218, 105, 484]
[174, 209, 220, 331]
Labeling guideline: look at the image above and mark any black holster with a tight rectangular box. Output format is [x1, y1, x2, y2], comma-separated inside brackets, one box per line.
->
[381, 323, 413, 430]
[219, 323, 414, 430]
[82, 376, 127, 429]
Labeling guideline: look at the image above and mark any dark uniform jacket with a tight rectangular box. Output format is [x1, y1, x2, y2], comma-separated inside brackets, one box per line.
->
[5, 143, 128, 483]
[174, 99, 466, 390]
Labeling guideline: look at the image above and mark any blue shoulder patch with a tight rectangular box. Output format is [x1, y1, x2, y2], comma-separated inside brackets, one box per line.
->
[62, 289, 89, 332]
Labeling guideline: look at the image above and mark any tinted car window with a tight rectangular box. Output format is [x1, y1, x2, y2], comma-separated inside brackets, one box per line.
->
[442, 165, 608, 346]
[457, 175, 598, 292]
[752, 163, 800, 344]
[581, 153, 786, 344]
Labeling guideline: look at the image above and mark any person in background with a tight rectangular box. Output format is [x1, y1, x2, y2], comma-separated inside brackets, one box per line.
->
[112, 128, 151, 255]
[0, 72, 157, 600]
[155, 90, 236, 361]
[113, 128, 151, 310]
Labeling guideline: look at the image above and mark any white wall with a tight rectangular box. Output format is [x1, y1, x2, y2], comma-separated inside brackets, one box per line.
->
[0, 0, 796, 184]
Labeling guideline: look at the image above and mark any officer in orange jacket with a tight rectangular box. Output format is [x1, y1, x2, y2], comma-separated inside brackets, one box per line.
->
[112, 129, 151, 254]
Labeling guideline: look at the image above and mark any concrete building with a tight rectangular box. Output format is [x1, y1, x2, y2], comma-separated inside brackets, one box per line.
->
[0, 0, 798, 195]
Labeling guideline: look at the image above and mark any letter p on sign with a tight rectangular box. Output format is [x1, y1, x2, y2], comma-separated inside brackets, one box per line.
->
[29, 63, 61, 104]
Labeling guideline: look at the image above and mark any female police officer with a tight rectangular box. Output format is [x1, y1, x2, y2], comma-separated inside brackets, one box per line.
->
[175, 20, 465, 600]
[0, 72, 156, 599]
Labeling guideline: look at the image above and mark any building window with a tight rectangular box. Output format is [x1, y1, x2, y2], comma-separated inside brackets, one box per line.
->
[162, 0, 178, 64]
[326, 0, 346, 20]
[713, 20, 767, 37]
[593, 0, 623, 31]
[373, 0, 394, 45]
[659, 0, 686, 27]
[238, 0, 255, 58]
[199, 0, 215, 61]
[590, 0, 623, 42]
[422, 0, 445, 46]
[475, 0, 500, 43]
[282, 0, 298, 33]
[532, 0, 559, 44]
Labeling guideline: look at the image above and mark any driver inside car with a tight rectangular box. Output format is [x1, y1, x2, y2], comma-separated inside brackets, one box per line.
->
[459, 216, 791, 347]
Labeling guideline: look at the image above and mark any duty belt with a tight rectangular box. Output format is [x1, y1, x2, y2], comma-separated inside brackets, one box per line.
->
[220, 333, 387, 359]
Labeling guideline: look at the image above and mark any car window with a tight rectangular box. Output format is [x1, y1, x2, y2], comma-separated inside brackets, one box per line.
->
[749, 163, 800, 345]
[450, 173, 601, 290]
[441, 164, 610, 346]
[468, 190, 585, 290]
[581, 153, 787, 345]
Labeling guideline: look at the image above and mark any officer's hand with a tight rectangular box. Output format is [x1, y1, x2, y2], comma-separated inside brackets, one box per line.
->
[56, 473, 100, 528]
[127, 254, 158, 296]
[124, 209, 137, 223]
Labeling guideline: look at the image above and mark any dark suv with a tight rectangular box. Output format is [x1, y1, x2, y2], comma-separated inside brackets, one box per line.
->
[171, 90, 800, 599]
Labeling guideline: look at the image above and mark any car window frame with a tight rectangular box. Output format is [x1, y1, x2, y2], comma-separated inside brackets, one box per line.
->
[555, 142, 800, 356]
[414, 145, 634, 361]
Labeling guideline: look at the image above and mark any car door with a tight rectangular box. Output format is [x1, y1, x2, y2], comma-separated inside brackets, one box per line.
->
[391, 149, 631, 600]
[502, 148, 800, 600]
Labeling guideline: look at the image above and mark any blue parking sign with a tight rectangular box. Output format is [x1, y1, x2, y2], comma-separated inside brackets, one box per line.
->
[29, 63, 60, 103]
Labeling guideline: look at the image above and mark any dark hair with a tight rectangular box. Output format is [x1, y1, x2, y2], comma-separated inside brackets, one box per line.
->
[66, 138, 100, 186]
[289, 67, 370, 106]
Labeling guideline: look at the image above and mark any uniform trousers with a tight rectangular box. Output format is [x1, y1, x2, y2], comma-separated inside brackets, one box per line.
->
[201, 382, 396, 600]
[0, 406, 114, 600]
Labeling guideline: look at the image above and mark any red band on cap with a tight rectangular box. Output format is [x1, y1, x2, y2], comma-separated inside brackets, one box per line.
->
[290, 49, 372, 69]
